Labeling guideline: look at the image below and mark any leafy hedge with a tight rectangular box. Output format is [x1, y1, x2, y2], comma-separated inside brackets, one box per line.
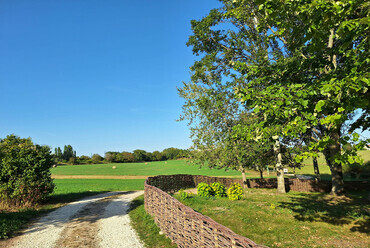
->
[0, 135, 55, 208]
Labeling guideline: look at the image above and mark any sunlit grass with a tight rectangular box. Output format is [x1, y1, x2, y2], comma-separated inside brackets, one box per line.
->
[129, 195, 176, 248]
[51, 160, 242, 177]
[175, 188, 369, 248]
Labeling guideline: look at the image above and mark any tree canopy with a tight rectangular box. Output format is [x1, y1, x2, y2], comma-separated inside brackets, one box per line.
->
[180, 0, 369, 195]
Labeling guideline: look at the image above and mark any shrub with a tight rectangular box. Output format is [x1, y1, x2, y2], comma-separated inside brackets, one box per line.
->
[197, 182, 214, 198]
[0, 135, 55, 208]
[67, 157, 77, 165]
[211, 182, 227, 198]
[227, 183, 243, 201]
[178, 189, 191, 200]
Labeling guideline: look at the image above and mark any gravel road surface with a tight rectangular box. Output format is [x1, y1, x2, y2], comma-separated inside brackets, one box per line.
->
[2, 191, 144, 248]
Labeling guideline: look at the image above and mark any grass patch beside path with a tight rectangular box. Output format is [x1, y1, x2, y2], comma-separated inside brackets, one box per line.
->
[129, 195, 176, 248]
[0, 179, 145, 240]
[175, 189, 369, 248]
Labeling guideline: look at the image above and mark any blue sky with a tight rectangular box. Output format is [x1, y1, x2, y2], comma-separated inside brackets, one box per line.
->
[0, 0, 221, 156]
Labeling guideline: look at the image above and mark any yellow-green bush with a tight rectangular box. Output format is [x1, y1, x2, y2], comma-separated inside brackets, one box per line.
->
[197, 182, 214, 198]
[211, 182, 227, 198]
[227, 183, 243, 201]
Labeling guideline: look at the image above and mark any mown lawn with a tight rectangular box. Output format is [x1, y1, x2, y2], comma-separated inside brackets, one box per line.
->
[51, 160, 242, 177]
[0, 179, 144, 239]
[51, 150, 370, 181]
[173, 188, 369, 248]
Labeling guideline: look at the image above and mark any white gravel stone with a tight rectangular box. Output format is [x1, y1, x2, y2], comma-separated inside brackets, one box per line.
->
[9, 191, 144, 248]
[98, 191, 144, 248]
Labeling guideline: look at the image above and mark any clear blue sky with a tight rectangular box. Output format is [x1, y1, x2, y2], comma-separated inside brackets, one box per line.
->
[0, 0, 221, 156]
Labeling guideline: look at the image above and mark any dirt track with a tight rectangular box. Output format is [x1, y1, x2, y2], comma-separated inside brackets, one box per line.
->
[1, 191, 144, 248]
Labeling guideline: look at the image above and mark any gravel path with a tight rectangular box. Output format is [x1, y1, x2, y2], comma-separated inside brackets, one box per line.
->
[3, 191, 144, 248]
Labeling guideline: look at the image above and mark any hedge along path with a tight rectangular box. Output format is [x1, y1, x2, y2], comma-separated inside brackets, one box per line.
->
[2, 191, 144, 248]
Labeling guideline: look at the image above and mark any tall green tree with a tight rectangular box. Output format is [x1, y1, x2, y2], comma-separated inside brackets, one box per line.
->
[183, 0, 369, 195]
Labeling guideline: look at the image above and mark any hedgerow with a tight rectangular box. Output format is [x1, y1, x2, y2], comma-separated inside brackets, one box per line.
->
[0, 135, 55, 208]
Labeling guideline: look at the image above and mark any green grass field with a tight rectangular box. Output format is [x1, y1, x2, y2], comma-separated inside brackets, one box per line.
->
[50, 179, 145, 204]
[51, 160, 242, 177]
[174, 189, 369, 248]
[51, 150, 370, 180]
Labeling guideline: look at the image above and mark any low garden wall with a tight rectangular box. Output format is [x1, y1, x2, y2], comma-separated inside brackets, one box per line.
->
[146, 174, 243, 193]
[145, 175, 264, 248]
[144, 174, 369, 247]
[245, 178, 370, 192]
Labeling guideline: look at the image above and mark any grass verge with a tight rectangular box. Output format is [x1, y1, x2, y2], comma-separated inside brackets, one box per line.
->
[129, 195, 176, 248]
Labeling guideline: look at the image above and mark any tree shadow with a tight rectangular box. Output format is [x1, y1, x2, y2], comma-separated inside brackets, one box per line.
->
[277, 191, 369, 233]
[1, 191, 143, 240]
[47, 191, 110, 204]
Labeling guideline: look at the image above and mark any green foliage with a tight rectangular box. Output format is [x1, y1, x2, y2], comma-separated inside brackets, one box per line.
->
[67, 157, 77, 165]
[197, 182, 214, 198]
[227, 183, 243, 201]
[133, 149, 150, 162]
[178, 189, 192, 200]
[343, 161, 370, 179]
[0, 135, 55, 207]
[182, 0, 370, 195]
[77, 155, 90, 164]
[91, 154, 103, 164]
[210, 182, 227, 198]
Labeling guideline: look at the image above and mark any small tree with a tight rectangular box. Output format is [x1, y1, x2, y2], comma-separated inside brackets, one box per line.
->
[121, 151, 135, 162]
[0, 135, 55, 207]
[133, 149, 150, 162]
[91, 154, 103, 164]
[152, 151, 166, 161]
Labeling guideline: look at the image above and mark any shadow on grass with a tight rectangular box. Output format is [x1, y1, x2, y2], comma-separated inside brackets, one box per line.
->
[278, 191, 370, 233]
[129, 196, 144, 212]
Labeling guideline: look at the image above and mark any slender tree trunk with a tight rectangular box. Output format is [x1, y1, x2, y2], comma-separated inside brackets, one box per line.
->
[274, 140, 286, 193]
[313, 157, 320, 181]
[240, 167, 246, 183]
[323, 129, 344, 195]
[259, 168, 264, 179]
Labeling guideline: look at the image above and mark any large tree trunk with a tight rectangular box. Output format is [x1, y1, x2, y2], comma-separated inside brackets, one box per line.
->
[274, 140, 286, 194]
[313, 157, 320, 181]
[323, 129, 344, 195]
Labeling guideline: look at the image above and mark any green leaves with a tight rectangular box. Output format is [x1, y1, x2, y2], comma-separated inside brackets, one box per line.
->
[315, 100, 326, 112]
[0, 135, 55, 207]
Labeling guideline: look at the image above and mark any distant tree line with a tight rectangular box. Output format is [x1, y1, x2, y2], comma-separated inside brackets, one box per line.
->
[53, 146, 191, 165]
[105, 147, 191, 163]
[54, 145, 76, 164]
